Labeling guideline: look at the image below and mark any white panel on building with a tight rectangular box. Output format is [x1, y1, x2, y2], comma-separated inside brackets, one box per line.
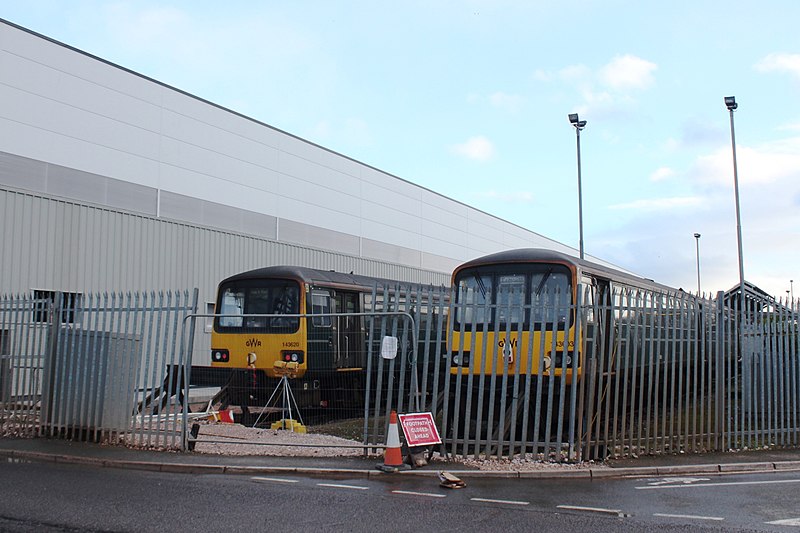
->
[0, 17, 619, 315]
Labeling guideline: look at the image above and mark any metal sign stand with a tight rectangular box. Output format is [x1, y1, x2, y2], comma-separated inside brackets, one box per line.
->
[252, 361, 306, 432]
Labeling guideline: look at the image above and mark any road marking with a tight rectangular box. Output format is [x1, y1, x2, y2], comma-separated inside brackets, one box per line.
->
[654, 513, 724, 521]
[648, 477, 710, 486]
[251, 476, 299, 484]
[637, 478, 800, 490]
[471, 498, 529, 506]
[558, 505, 627, 517]
[392, 490, 446, 498]
[766, 518, 800, 526]
[317, 483, 369, 491]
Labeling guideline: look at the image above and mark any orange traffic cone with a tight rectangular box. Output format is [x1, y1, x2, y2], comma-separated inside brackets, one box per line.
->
[377, 410, 410, 472]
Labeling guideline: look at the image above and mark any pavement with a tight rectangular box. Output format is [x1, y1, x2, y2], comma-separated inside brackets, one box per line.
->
[2, 436, 800, 480]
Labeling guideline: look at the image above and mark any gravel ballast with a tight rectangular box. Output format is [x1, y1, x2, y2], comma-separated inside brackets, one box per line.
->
[190, 420, 607, 472]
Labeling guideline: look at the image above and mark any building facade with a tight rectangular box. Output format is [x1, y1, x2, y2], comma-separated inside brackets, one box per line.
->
[0, 19, 580, 360]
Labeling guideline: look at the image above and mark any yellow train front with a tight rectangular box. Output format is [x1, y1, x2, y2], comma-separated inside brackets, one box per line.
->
[445, 248, 685, 445]
[207, 266, 380, 420]
[449, 249, 581, 382]
[446, 249, 584, 441]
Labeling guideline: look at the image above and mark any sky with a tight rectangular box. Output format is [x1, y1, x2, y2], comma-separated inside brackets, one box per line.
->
[3, 1, 799, 299]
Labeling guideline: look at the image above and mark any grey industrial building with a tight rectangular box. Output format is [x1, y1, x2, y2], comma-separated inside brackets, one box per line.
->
[0, 19, 582, 362]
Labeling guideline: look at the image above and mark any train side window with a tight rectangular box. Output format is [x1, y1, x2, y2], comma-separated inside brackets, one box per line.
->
[205, 302, 215, 333]
[311, 291, 332, 327]
[581, 275, 595, 324]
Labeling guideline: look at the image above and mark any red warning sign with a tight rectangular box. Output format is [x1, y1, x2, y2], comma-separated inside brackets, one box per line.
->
[398, 412, 441, 447]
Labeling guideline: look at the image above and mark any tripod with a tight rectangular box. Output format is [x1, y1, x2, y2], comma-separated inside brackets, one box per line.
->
[253, 361, 306, 432]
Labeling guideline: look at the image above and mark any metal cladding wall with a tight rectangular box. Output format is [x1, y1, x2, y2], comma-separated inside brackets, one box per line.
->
[0, 187, 449, 363]
[0, 19, 578, 284]
[0, 188, 448, 292]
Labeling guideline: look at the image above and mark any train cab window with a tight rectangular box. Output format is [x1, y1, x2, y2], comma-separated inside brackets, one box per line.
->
[497, 274, 526, 326]
[455, 273, 492, 326]
[530, 270, 571, 325]
[269, 286, 297, 328]
[311, 291, 332, 327]
[454, 264, 572, 330]
[219, 289, 244, 328]
[215, 279, 300, 332]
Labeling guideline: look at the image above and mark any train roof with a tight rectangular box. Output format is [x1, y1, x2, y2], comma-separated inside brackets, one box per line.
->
[454, 248, 678, 293]
[220, 265, 401, 291]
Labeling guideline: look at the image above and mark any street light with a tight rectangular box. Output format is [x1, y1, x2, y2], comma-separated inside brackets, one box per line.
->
[725, 96, 746, 310]
[694, 233, 702, 294]
[569, 113, 587, 260]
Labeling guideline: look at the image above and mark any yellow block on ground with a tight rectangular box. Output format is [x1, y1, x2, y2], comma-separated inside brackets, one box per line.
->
[270, 419, 307, 433]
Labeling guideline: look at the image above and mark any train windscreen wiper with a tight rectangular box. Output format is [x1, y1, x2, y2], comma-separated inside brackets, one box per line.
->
[535, 268, 553, 296]
[474, 272, 487, 299]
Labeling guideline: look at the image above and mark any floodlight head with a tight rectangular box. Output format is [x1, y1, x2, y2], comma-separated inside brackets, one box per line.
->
[578, 120, 587, 128]
[694, 233, 701, 239]
[724, 96, 738, 110]
[568, 113, 579, 124]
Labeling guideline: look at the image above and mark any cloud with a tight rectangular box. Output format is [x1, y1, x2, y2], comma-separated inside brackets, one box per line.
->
[608, 196, 702, 211]
[451, 136, 495, 162]
[649, 167, 675, 182]
[690, 137, 800, 187]
[755, 53, 800, 79]
[600, 136, 800, 297]
[535, 55, 657, 118]
[599, 54, 657, 90]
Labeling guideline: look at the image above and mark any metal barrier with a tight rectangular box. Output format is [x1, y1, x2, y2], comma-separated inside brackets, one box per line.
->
[435, 283, 799, 462]
[2, 283, 798, 462]
[0, 290, 198, 449]
[182, 281, 450, 453]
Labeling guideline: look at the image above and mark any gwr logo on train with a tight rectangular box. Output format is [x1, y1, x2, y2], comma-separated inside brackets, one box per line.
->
[497, 337, 517, 363]
[245, 338, 262, 348]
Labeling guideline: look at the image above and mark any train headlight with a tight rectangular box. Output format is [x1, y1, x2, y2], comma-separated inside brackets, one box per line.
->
[281, 350, 304, 364]
[551, 352, 573, 368]
[211, 349, 230, 363]
[451, 352, 470, 367]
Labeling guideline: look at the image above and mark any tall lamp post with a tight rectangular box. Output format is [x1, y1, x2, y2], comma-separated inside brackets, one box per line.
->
[725, 96, 746, 304]
[694, 233, 702, 294]
[569, 113, 587, 260]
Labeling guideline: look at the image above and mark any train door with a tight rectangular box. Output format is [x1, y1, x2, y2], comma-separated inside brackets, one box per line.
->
[307, 288, 334, 372]
[595, 278, 613, 357]
[334, 291, 364, 369]
[581, 275, 612, 366]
